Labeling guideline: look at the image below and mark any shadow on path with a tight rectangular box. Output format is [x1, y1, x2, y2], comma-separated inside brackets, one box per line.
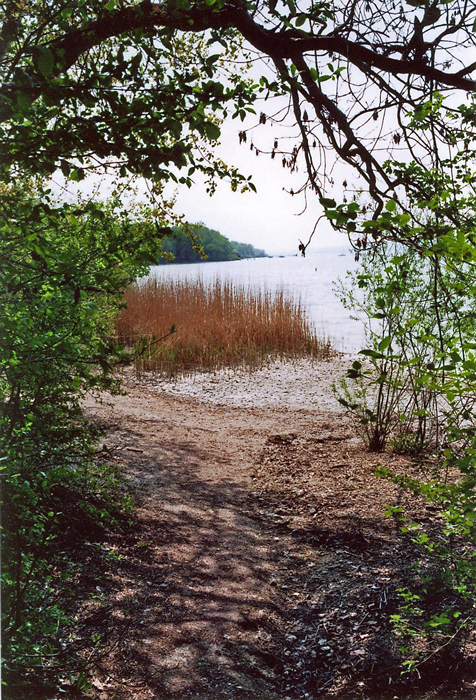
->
[76, 397, 474, 700]
[79, 420, 287, 700]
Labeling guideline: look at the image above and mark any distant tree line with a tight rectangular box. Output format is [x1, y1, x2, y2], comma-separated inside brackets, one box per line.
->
[160, 224, 268, 264]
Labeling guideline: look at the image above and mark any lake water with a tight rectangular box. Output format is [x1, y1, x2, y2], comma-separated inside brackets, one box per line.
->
[149, 247, 365, 352]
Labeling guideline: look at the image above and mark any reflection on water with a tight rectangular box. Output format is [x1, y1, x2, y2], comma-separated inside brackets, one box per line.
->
[148, 246, 365, 352]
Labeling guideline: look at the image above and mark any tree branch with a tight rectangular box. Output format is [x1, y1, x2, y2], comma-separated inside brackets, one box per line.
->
[2, 0, 475, 124]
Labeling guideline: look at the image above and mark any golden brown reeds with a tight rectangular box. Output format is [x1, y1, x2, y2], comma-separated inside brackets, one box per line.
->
[115, 277, 333, 375]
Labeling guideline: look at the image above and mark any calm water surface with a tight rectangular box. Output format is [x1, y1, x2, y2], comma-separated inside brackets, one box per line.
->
[149, 247, 365, 352]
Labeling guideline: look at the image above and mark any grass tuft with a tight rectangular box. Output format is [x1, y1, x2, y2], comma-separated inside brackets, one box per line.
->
[115, 277, 334, 375]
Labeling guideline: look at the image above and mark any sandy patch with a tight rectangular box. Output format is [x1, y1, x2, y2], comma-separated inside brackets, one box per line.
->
[76, 358, 474, 700]
[121, 355, 355, 412]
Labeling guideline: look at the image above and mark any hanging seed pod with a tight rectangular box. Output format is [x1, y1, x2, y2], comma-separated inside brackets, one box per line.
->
[312, 140, 316, 148]
[260, 112, 267, 124]
[271, 150, 275, 159]
[355, 251, 360, 262]
[343, 180, 347, 188]
[303, 110, 309, 121]
[393, 133, 401, 144]
[373, 110, 379, 121]
[274, 140, 278, 149]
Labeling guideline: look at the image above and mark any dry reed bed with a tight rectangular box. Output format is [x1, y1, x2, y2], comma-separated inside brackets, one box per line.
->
[115, 277, 333, 375]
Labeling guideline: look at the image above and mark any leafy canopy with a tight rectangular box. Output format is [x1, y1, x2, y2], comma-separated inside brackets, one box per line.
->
[2, 0, 476, 686]
[1, 0, 475, 213]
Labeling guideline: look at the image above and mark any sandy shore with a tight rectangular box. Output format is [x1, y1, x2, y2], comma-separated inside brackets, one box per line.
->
[79, 353, 474, 700]
[121, 354, 356, 413]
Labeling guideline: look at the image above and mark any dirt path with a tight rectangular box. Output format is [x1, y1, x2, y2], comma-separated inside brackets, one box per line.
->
[81, 362, 475, 700]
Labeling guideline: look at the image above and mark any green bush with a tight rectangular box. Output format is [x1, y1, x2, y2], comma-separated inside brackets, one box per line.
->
[335, 164, 476, 673]
[1, 182, 163, 693]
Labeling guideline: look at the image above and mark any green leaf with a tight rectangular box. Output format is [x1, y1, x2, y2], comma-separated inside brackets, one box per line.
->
[320, 197, 336, 208]
[286, 0, 297, 14]
[16, 92, 32, 112]
[378, 336, 392, 352]
[69, 168, 85, 181]
[36, 48, 54, 78]
[423, 5, 441, 25]
[359, 348, 385, 359]
[385, 199, 397, 213]
[203, 122, 221, 140]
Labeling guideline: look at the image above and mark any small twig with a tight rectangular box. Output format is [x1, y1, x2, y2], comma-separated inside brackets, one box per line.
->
[134, 326, 176, 359]
[316, 676, 334, 692]
[357, 611, 370, 627]
[415, 617, 472, 669]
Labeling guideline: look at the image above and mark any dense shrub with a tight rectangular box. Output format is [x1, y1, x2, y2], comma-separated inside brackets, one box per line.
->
[1, 182, 164, 694]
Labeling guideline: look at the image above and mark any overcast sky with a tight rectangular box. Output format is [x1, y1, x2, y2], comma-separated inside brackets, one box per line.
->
[161, 113, 352, 256]
[60, 111, 351, 256]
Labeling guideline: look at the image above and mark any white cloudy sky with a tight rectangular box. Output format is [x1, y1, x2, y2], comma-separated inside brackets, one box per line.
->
[61, 110, 351, 256]
[166, 114, 351, 255]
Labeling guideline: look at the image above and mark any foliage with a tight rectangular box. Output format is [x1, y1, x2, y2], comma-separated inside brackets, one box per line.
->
[334, 138, 476, 672]
[116, 276, 332, 374]
[0, 182, 165, 692]
[335, 244, 476, 454]
[230, 240, 268, 260]
[381, 464, 476, 677]
[1, 0, 475, 212]
[159, 222, 267, 263]
[2, 0, 476, 689]
[0, 3, 257, 192]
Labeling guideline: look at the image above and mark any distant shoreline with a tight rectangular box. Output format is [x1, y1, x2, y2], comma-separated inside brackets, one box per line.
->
[157, 253, 272, 266]
[157, 248, 351, 265]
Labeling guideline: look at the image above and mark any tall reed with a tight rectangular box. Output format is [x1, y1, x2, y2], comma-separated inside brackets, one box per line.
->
[115, 277, 333, 374]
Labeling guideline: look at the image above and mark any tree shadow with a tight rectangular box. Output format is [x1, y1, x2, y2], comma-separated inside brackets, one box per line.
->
[73, 422, 287, 699]
[68, 419, 474, 700]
